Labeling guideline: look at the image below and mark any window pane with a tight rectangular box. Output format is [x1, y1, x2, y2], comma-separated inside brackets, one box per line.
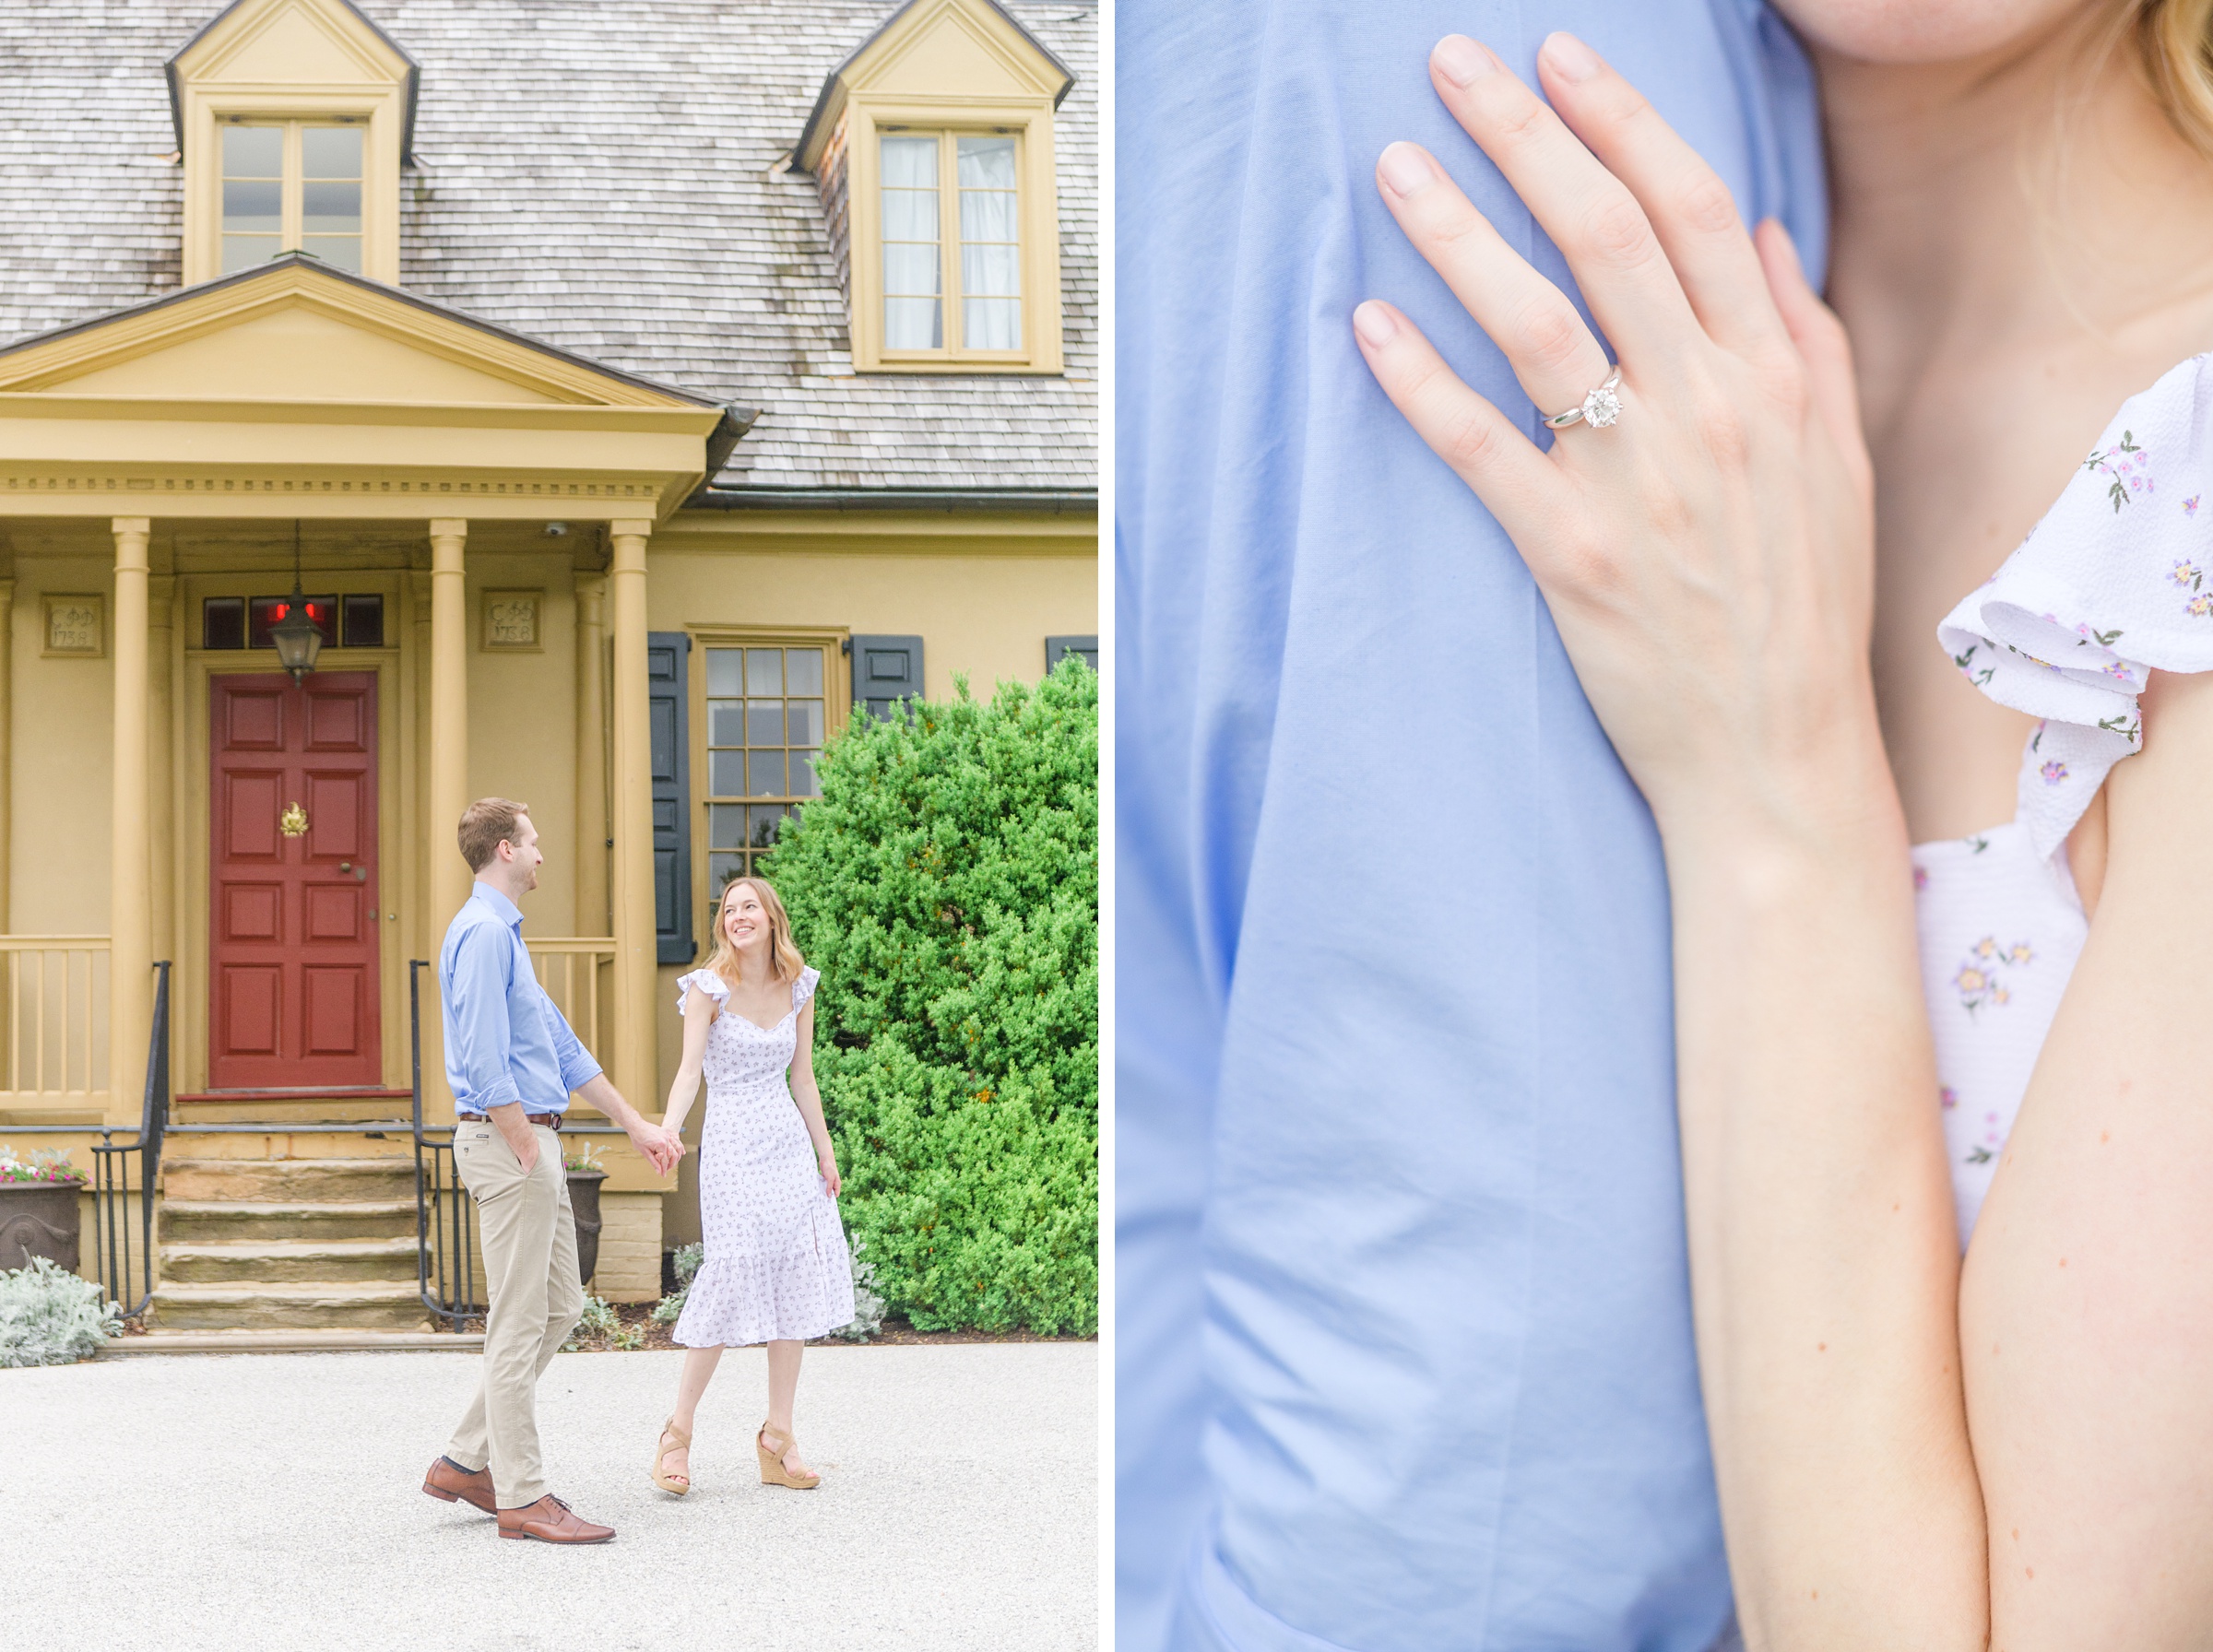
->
[705, 648, 744, 697]
[708, 803, 747, 849]
[882, 133, 939, 188]
[959, 183, 1020, 245]
[964, 296, 1023, 350]
[962, 240, 1021, 299]
[745, 648, 782, 696]
[221, 125, 282, 177]
[882, 242, 941, 294]
[790, 750, 820, 798]
[746, 700, 782, 745]
[302, 236, 361, 272]
[709, 749, 746, 795]
[957, 135, 1016, 189]
[787, 700, 823, 746]
[222, 235, 282, 273]
[222, 178, 282, 232]
[750, 805, 793, 850]
[786, 649, 823, 696]
[340, 594, 384, 648]
[302, 180, 361, 232]
[203, 597, 246, 651]
[882, 189, 941, 242]
[708, 700, 744, 747]
[884, 296, 942, 350]
[708, 851, 745, 893]
[749, 750, 786, 796]
[301, 125, 362, 179]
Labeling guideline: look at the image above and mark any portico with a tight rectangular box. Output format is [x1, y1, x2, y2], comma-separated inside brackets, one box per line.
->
[0, 254, 735, 1151]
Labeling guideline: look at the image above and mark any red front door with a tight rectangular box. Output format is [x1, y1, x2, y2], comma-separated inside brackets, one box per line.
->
[208, 672, 382, 1090]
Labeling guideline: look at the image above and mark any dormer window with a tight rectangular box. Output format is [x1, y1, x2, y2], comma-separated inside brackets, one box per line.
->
[796, 0, 1073, 374]
[880, 131, 1023, 356]
[220, 119, 365, 273]
[171, 0, 418, 288]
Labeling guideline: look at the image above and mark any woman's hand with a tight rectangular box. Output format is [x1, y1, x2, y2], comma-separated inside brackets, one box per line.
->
[1355, 31, 1882, 849]
[818, 1149, 841, 1198]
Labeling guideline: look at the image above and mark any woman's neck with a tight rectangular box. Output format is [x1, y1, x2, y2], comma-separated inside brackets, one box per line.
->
[1817, 11, 2213, 437]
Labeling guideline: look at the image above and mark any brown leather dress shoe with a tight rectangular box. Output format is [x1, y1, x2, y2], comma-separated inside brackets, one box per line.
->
[496, 1493, 615, 1544]
[421, 1456, 496, 1515]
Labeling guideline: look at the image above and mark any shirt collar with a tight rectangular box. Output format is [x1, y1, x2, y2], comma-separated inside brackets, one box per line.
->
[470, 882, 525, 930]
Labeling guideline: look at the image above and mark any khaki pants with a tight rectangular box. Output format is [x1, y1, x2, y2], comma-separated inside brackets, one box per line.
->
[444, 1120, 583, 1508]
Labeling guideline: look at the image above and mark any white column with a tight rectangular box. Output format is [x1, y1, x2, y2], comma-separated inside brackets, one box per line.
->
[109, 518, 152, 1122]
[607, 521, 657, 1113]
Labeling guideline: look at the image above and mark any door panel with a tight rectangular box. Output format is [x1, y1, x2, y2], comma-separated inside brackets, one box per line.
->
[208, 672, 381, 1089]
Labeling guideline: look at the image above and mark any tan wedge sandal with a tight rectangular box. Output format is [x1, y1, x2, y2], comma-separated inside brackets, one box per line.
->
[651, 1416, 692, 1496]
[756, 1421, 821, 1490]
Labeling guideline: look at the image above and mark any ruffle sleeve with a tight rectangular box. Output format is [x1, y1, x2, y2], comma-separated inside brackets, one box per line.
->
[793, 966, 820, 1009]
[1935, 352, 2213, 860]
[674, 968, 729, 1014]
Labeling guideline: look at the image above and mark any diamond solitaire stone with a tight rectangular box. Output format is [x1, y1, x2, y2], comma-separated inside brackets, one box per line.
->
[1582, 380, 1622, 429]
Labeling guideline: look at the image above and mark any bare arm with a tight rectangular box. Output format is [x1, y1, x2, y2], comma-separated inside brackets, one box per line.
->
[1960, 668, 2213, 1644]
[659, 985, 718, 1141]
[1356, 35, 1986, 1647]
[786, 999, 837, 1195]
[572, 1072, 680, 1175]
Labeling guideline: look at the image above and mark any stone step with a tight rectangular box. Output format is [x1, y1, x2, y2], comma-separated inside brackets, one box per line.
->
[160, 1199, 418, 1244]
[160, 1236, 420, 1285]
[103, 1328, 484, 1356]
[149, 1279, 433, 1332]
[161, 1157, 417, 1202]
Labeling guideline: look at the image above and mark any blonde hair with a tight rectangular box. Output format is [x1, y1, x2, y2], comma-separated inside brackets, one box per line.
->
[2136, 0, 2213, 153]
[702, 876, 805, 989]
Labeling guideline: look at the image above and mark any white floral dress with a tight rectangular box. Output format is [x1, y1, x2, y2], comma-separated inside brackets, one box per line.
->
[1916, 352, 2213, 1245]
[670, 965, 856, 1346]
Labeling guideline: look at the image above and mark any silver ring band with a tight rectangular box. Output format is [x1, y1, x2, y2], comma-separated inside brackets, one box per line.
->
[1544, 366, 1623, 431]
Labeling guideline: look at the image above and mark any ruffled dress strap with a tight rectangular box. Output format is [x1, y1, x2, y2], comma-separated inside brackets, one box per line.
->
[675, 967, 729, 1014]
[792, 965, 820, 1010]
[1935, 352, 2213, 861]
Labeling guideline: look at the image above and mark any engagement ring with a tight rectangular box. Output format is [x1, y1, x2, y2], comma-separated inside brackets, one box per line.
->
[1544, 367, 1623, 431]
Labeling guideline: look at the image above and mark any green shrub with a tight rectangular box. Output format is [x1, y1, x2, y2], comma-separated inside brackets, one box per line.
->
[761, 660, 1097, 1334]
[0, 1256, 121, 1367]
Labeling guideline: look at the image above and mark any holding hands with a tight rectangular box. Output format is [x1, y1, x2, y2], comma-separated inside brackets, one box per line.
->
[1355, 32, 1884, 851]
[629, 1123, 686, 1177]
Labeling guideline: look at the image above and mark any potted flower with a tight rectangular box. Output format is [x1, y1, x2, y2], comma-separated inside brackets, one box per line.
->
[563, 1139, 607, 1287]
[0, 1145, 89, 1274]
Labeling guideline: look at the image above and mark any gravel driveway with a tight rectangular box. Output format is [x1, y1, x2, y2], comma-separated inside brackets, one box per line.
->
[0, 1343, 1096, 1651]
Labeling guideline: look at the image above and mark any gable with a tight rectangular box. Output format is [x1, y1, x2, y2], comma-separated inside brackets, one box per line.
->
[173, 0, 412, 91]
[0, 259, 711, 411]
[867, 5, 1045, 101]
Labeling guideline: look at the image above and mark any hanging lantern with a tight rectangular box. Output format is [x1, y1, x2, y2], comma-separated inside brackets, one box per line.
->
[271, 521, 322, 683]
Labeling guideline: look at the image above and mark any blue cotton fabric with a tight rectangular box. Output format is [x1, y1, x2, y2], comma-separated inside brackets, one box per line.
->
[1114, 5, 1827, 1649]
[439, 882, 602, 1115]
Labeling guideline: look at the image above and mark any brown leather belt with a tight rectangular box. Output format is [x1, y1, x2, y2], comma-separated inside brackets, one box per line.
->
[456, 1111, 562, 1130]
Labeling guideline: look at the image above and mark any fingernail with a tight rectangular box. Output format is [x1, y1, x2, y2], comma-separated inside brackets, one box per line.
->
[1378, 142, 1435, 199]
[1353, 301, 1397, 348]
[1433, 35, 1497, 88]
[1541, 31, 1602, 83]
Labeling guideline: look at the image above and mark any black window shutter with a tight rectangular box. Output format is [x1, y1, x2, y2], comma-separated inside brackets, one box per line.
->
[1046, 635, 1098, 674]
[647, 631, 693, 964]
[849, 633, 925, 720]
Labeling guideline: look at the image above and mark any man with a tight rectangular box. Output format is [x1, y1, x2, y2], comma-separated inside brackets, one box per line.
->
[420, 796, 681, 1544]
[1116, 4, 1824, 1648]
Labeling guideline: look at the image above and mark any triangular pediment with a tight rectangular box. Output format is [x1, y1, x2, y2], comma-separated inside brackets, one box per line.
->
[172, 0, 411, 90]
[0, 258, 711, 411]
[796, 0, 1073, 170]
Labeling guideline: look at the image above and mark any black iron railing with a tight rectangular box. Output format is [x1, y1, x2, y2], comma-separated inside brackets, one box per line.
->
[90, 960, 170, 1318]
[410, 959, 481, 1326]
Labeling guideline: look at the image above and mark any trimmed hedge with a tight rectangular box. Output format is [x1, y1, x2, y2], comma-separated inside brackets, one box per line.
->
[761, 661, 1098, 1335]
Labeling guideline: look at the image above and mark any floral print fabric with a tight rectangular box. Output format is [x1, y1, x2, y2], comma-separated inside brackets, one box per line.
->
[669, 965, 855, 1346]
[1919, 352, 2212, 1243]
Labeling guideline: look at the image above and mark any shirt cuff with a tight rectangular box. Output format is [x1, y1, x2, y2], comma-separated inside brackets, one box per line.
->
[559, 1053, 604, 1094]
[468, 1076, 523, 1113]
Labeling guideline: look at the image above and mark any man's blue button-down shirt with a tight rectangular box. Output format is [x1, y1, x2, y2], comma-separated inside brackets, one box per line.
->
[439, 882, 601, 1115]
[1118, 5, 1824, 1649]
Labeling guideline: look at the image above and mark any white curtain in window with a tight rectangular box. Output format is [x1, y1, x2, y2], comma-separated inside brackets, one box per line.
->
[957, 136, 1022, 350]
[881, 134, 942, 349]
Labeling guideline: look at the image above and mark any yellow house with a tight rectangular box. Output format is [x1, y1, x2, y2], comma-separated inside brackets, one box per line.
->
[0, 0, 1096, 1330]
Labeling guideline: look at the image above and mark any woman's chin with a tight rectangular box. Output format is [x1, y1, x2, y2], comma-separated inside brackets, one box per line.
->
[1770, 0, 2085, 65]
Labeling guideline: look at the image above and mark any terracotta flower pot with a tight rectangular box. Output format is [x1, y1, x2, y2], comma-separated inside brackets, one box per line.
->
[567, 1167, 607, 1287]
[0, 1180, 84, 1274]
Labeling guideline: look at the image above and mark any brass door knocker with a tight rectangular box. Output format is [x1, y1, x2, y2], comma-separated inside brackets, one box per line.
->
[279, 802, 308, 837]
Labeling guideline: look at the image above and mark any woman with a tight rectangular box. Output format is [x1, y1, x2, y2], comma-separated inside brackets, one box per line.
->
[651, 876, 855, 1494]
[1355, 4, 2213, 1643]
